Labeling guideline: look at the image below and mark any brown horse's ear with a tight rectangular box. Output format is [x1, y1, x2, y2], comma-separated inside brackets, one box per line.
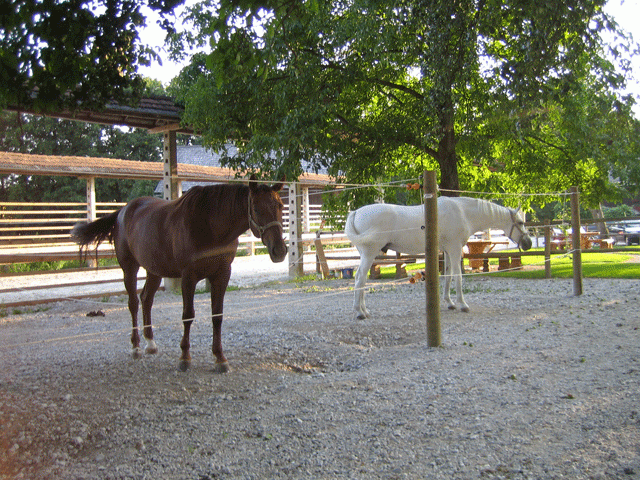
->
[272, 175, 286, 192]
[249, 173, 258, 194]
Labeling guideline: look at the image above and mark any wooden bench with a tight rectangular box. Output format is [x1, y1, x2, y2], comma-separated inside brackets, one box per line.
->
[551, 236, 614, 251]
[591, 238, 614, 249]
[313, 237, 416, 279]
[497, 254, 522, 271]
[368, 254, 417, 279]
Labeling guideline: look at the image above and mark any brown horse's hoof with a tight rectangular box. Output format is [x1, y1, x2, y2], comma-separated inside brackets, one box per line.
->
[178, 360, 191, 372]
[213, 362, 230, 374]
[132, 348, 143, 360]
[145, 341, 158, 355]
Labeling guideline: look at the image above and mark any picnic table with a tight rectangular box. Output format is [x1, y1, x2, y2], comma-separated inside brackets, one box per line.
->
[551, 232, 600, 251]
[465, 239, 509, 270]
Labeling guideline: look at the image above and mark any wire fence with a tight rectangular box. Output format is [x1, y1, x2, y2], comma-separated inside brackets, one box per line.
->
[2, 177, 639, 351]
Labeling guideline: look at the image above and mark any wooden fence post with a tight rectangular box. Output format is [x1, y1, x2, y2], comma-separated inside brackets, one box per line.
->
[424, 170, 441, 347]
[570, 186, 583, 296]
[162, 130, 181, 292]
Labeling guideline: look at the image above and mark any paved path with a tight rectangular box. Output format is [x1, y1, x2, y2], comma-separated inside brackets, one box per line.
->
[0, 252, 357, 308]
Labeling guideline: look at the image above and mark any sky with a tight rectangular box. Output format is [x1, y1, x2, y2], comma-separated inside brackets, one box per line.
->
[138, 0, 640, 115]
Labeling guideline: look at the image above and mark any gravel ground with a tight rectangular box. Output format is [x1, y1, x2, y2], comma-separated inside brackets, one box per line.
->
[0, 253, 299, 306]
[1, 273, 639, 479]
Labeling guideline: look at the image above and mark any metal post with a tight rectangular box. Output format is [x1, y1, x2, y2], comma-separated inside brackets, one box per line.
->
[85, 176, 97, 268]
[288, 182, 304, 277]
[570, 186, 583, 296]
[424, 170, 441, 347]
[302, 186, 310, 233]
[162, 130, 179, 201]
[86, 177, 96, 223]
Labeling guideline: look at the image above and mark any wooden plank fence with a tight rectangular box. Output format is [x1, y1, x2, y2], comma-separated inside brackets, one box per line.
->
[0, 200, 326, 266]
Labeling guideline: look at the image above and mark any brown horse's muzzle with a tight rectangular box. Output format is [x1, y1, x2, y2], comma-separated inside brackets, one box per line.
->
[264, 229, 287, 263]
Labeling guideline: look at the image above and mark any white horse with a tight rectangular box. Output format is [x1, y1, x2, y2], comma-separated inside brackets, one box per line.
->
[345, 197, 532, 319]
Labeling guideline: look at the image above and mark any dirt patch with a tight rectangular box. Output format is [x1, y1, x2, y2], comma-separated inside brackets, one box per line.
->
[1, 276, 639, 479]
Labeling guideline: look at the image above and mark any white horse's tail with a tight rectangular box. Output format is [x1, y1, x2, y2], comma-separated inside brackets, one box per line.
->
[345, 210, 359, 240]
[345, 208, 379, 246]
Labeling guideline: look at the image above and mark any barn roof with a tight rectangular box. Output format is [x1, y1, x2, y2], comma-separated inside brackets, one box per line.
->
[5, 95, 192, 133]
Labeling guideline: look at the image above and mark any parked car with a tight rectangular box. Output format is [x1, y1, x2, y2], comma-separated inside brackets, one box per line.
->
[623, 221, 640, 245]
[552, 226, 586, 241]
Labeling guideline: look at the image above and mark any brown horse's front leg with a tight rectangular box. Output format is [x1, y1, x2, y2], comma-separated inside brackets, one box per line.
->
[211, 315, 228, 373]
[179, 319, 193, 372]
[209, 270, 231, 374]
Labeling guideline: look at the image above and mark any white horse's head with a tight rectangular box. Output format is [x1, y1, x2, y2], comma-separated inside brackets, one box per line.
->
[508, 209, 532, 250]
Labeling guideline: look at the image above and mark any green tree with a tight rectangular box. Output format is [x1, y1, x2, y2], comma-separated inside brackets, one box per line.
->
[170, 0, 638, 211]
[0, 0, 183, 112]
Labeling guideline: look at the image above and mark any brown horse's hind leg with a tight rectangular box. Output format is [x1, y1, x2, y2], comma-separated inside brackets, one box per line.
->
[178, 276, 197, 371]
[140, 274, 162, 355]
[122, 263, 142, 359]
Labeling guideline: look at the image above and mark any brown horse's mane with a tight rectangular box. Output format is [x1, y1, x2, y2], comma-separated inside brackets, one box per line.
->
[174, 183, 250, 247]
[176, 183, 248, 214]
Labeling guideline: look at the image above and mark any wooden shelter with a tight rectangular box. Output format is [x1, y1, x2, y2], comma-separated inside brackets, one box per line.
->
[2, 96, 334, 276]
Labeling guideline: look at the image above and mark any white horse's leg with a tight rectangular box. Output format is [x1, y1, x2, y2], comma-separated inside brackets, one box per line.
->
[442, 251, 456, 310]
[353, 248, 377, 320]
[450, 249, 470, 312]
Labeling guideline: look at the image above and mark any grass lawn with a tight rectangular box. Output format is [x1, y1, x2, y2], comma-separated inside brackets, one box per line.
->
[378, 247, 640, 280]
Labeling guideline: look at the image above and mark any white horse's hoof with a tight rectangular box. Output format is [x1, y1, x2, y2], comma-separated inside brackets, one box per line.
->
[448, 305, 457, 311]
[461, 307, 470, 313]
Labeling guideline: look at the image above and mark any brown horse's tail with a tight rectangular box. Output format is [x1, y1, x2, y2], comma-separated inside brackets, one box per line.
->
[70, 210, 120, 260]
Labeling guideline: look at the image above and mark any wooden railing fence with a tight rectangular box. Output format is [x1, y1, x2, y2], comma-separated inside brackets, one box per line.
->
[0, 201, 327, 265]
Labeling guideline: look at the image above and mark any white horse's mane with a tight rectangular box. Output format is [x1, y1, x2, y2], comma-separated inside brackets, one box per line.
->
[457, 196, 512, 218]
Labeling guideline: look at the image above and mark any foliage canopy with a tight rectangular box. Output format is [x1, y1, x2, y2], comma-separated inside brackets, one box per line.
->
[169, 0, 639, 213]
[1, 0, 183, 111]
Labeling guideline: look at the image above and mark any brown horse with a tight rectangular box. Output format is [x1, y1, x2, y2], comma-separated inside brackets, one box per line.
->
[71, 175, 287, 372]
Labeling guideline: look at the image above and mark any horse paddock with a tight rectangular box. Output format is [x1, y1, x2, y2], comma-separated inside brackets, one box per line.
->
[1, 276, 639, 479]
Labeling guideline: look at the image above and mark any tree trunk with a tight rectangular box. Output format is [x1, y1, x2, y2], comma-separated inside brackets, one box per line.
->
[590, 204, 609, 237]
[437, 149, 459, 197]
[435, 91, 460, 197]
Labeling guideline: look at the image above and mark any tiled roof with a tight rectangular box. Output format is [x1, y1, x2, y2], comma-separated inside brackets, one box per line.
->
[0, 150, 334, 186]
[175, 145, 333, 189]
[0, 151, 236, 182]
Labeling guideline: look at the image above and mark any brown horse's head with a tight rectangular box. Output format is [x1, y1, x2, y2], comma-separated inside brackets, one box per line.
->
[248, 174, 288, 262]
